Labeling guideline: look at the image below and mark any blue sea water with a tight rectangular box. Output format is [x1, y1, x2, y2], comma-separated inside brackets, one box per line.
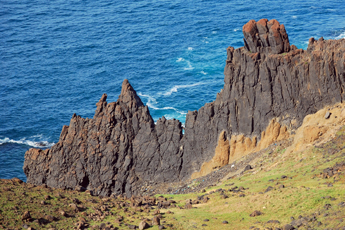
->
[1, 0, 345, 181]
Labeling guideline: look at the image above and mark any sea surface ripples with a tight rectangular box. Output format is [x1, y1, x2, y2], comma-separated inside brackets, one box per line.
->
[1, 0, 344, 180]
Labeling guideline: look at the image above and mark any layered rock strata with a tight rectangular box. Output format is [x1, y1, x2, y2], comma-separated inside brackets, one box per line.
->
[24, 19, 345, 196]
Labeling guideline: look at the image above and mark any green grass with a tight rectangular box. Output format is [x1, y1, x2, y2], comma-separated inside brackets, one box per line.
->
[2, 127, 345, 229]
[152, 128, 345, 229]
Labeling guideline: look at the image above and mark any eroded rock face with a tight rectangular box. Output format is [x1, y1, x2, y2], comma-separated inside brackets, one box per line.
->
[24, 80, 184, 197]
[184, 24, 345, 177]
[24, 19, 345, 196]
[243, 19, 290, 54]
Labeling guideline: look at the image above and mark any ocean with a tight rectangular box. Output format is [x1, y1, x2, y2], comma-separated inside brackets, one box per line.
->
[1, 0, 345, 181]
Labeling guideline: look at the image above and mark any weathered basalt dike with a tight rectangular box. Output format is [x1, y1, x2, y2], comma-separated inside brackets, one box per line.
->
[24, 19, 345, 197]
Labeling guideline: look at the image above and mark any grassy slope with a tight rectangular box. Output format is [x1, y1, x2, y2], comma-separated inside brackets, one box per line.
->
[158, 127, 345, 229]
[1, 127, 345, 229]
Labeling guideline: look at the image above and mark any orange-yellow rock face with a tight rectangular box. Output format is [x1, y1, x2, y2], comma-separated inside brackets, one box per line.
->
[192, 119, 290, 179]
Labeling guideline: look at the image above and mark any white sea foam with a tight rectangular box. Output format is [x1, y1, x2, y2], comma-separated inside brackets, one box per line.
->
[163, 112, 187, 121]
[187, 47, 193, 51]
[183, 61, 194, 70]
[212, 31, 217, 34]
[336, 32, 345, 39]
[233, 28, 239, 32]
[138, 92, 158, 109]
[161, 107, 187, 115]
[163, 115, 174, 120]
[138, 92, 186, 115]
[176, 58, 194, 70]
[0, 137, 55, 148]
[202, 37, 209, 43]
[163, 82, 205, 96]
[200, 71, 207, 75]
[292, 16, 297, 19]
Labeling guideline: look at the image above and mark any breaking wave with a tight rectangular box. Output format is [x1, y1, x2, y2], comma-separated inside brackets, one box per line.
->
[336, 32, 345, 39]
[0, 136, 55, 148]
[163, 82, 205, 96]
[138, 92, 158, 109]
[183, 60, 194, 70]
[176, 57, 194, 70]
[138, 93, 187, 116]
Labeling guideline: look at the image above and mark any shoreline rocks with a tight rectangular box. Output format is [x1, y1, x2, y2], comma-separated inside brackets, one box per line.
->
[24, 19, 345, 197]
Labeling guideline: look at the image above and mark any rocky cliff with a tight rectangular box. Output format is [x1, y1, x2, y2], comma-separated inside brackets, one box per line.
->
[24, 19, 345, 197]
[24, 81, 184, 197]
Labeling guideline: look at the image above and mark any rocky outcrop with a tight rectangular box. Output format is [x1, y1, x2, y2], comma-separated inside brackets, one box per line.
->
[243, 19, 290, 54]
[24, 19, 345, 196]
[24, 80, 184, 197]
[184, 19, 345, 177]
[190, 131, 230, 179]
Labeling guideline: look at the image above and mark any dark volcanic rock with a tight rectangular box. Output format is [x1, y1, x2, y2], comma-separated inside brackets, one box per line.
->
[242, 19, 290, 54]
[24, 80, 184, 197]
[24, 19, 345, 197]
[265, 186, 274, 193]
[250, 210, 262, 217]
[243, 165, 253, 172]
[180, 20, 345, 179]
[319, 161, 345, 179]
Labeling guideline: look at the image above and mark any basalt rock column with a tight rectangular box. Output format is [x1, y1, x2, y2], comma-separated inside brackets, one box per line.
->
[181, 19, 345, 178]
[243, 19, 290, 54]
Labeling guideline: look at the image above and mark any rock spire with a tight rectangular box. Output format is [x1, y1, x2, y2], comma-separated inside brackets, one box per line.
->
[24, 19, 345, 197]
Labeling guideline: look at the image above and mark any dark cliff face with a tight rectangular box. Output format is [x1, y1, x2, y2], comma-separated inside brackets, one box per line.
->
[180, 19, 345, 178]
[24, 80, 184, 197]
[24, 19, 345, 196]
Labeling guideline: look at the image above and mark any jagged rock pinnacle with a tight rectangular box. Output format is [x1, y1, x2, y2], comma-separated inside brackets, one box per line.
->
[24, 19, 345, 197]
[119, 79, 144, 107]
[242, 19, 290, 54]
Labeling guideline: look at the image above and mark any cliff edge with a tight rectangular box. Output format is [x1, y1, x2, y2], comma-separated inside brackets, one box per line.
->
[24, 19, 345, 197]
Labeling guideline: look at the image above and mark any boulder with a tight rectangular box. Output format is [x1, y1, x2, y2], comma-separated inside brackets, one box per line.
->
[138, 221, 149, 230]
[152, 216, 160, 226]
[250, 210, 262, 217]
[22, 211, 31, 220]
